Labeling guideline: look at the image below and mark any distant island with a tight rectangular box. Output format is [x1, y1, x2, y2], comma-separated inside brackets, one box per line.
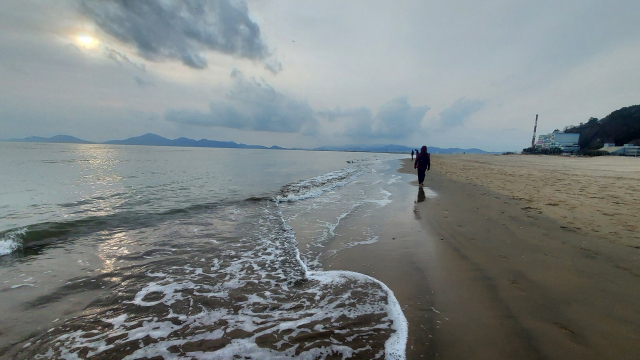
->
[4, 133, 496, 154]
[103, 133, 277, 150]
[12, 135, 94, 144]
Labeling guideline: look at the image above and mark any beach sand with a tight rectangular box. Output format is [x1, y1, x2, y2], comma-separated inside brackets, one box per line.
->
[327, 155, 640, 359]
[433, 154, 640, 247]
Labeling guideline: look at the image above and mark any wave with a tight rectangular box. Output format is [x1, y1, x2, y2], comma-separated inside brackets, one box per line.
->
[346, 157, 369, 164]
[1, 164, 370, 257]
[275, 166, 363, 202]
[0, 197, 261, 257]
[307, 271, 407, 359]
[0, 216, 133, 257]
[18, 198, 407, 359]
[275, 175, 407, 359]
[0, 213, 168, 257]
[13, 162, 408, 358]
[0, 227, 26, 256]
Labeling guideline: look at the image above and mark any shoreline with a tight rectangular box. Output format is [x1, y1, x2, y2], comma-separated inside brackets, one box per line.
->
[327, 157, 640, 359]
[2, 154, 638, 359]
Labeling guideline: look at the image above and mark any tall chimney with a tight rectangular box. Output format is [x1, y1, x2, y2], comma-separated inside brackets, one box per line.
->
[531, 114, 538, 148]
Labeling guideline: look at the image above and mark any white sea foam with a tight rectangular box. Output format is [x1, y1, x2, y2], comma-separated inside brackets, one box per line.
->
[387, 174, 401, 184]
[282, 174, 408, 359]
[11, 284, 35, 289]
[308, 271, 407, 360]
[367, 188, 392, 207]
[346, 158, 369, 164]
[280, 162, 401, 268]
[38, 228, 402, 357]
[24, 161, 408, 359]
[345, 235, 380, 248]
[275, 166, 362, 202]
[0, 227, 26, 256]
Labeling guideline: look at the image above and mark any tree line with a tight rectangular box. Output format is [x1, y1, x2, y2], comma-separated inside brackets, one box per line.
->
[562, 104, 640, 149]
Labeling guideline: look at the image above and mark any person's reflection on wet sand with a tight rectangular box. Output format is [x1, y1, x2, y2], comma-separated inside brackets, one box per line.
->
[413, 187, 426, 220]
[417, 186, 426, 203]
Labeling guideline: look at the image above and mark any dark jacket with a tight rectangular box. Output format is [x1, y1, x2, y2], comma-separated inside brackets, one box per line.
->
[414, 152, 430, 170]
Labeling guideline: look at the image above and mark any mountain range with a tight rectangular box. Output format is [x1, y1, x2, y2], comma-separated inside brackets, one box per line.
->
[312, 144, 492, 154]
[5, 133, 494, 154]
[103, 133, 277, 149]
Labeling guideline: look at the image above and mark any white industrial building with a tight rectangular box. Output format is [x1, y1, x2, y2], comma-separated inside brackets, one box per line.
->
[551, 133, 580, 152]
[535, 134, 550, 148]
[600, 143, 640, 156]
[535, 132, 580, 152]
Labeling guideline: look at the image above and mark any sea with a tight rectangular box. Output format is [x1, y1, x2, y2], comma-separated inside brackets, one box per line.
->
[0, 142, 410, 359]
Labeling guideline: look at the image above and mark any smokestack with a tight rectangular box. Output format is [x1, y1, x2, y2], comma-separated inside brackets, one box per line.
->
[531, 114, 538, 148]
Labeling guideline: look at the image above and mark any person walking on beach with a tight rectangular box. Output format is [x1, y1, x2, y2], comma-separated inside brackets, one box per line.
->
[411, 149, 414, 160]
[414, 145, 430, 187]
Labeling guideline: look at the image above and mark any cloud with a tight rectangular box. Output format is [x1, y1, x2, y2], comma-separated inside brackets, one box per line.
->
[263, 57, 283, 74]
[103, 46, 146, 72]
[374, 97, 430, 138]
[438, 98, 484, 128]
[165, 70, 318, 134]
[318, 107, 372, 122]
[320, 97, 429, 140]
[80, 0, 271, 70]
[133, 75, 154, 87]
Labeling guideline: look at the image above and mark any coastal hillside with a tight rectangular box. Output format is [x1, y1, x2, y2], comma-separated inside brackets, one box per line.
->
[564, 104, 640, 149]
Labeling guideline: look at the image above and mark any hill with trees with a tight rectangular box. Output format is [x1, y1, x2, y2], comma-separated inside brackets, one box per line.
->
[563, 105, 640, 149]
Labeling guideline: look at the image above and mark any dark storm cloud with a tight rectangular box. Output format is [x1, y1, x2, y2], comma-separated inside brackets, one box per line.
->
[320, 98, 429, 140]
[80, 0, 270, 69]
[165, 70, 318, 134]
[438, 98, 484, 128]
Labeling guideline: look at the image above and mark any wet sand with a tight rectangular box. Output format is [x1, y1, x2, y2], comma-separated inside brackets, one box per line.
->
[327, 156, 640, 359]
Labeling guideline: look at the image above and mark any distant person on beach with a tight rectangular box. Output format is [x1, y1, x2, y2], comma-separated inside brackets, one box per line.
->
[414, 145, 430, 187]
[411, 149, 414, 160]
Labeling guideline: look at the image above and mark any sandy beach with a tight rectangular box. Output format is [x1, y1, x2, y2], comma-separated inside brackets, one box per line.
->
[327, 155, 640, 359]
[433, 154, 640, 247]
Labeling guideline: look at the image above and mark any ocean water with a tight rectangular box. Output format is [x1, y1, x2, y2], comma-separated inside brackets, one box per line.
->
[0, 142, 410, 359]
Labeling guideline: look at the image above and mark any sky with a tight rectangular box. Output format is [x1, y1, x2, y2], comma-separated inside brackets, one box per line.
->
[1, 0, 639, 152]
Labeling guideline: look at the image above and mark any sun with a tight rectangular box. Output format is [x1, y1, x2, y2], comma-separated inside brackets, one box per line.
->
[77, 34, 96, 48]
